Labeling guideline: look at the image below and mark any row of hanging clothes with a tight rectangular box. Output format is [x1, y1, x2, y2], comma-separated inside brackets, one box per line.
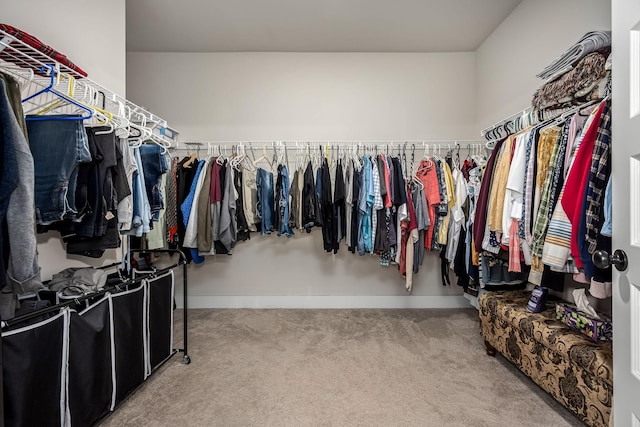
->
[0, 64, 173, 319]
[162, 141, 487, 292]
[474, 97, 612, 299]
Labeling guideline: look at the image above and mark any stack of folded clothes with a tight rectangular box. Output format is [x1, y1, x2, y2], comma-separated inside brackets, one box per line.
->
[532, 31, 611, 111]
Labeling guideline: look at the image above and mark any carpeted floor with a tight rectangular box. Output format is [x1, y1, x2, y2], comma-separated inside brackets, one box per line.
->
[99, 308, 583, 427]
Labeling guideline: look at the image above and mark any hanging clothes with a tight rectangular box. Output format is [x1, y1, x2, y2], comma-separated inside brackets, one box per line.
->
[195, 159, 214, 253]
[348, 160, 361, 254]
[181, 160, 206, 263]
[321, 158, 334, 252]
[219, 161, 237, 252]
[415, 158, 440, 251]
[334, 160, 346, 251]
[234, 168, 251, 242]
[301, 161, 316, 232]
[256, 167, 275, 235]
[277, 165, 294, 238]
[0, 74, 43, 294]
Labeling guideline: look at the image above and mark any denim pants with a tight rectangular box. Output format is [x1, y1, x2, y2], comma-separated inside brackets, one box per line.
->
[278, 165, 294, 237]
[26, 116, 91, 224]
[256, 168, 274, 235]
[139, 144, 168, 221]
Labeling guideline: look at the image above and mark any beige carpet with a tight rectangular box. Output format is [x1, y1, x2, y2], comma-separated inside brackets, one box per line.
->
[99, 308, 583, 427]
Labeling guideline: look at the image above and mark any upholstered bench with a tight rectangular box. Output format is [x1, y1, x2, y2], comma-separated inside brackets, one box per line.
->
[478, 290, 612, 427]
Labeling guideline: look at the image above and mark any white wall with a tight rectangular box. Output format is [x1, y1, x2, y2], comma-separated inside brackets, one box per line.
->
[127, 52, 477, 141]
[127, 52, 477, 307]
[475, 0, 611, 132]
[1, 0, 127, 279]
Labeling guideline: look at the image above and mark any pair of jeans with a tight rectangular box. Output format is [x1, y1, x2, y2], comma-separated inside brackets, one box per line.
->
[277, 165, 294, 237]
[26, 116, 91, 225]
[139, 144, 168, 221]
[256, 168, 274, 235]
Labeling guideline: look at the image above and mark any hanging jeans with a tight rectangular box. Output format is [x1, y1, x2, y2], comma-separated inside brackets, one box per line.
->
[139, 144, 168, 221]
[278, 165, 294, 238]
[256, 168, 274, 235]
[27, 116, 91, 225]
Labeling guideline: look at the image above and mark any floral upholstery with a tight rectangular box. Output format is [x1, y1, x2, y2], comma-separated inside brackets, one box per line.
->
[479, 290, 612, 427]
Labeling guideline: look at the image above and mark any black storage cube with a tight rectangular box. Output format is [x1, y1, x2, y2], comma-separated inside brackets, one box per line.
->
[2, 311, 68, 427]
[68, 297, 114, 426]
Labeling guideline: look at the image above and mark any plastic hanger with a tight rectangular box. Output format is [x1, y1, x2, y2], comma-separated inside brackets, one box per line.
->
[23, 65, 94, 121]
[253, 145, 273, 170]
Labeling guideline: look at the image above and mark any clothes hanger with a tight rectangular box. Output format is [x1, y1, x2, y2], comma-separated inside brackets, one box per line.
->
[23, 65, 94, 121]
[253, 145, 273, 170]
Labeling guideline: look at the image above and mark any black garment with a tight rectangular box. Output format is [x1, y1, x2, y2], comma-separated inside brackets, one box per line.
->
[301, 161, 317, 232]
[64, 217, 121, 258]
[315, 167, 323, 228]
[288, 169, 299, 231]
[321, 159, 335, 253]
[334, 160, 346, 248]
[274, 165, 284, 234]
[391, 157, 407, 206]
[453, 226, 469, 289]
[440, 248, 451, 286]
[348, 161, 361, 254]
[176, 157, 198, 262]
[539, 265, 565, 292]
[113, 140, 131, 204]
[74, 127, 118, 238]
[234, 169, 250, 242]
[374, 209, 387, 253]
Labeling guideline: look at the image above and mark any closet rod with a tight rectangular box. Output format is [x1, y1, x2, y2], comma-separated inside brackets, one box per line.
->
[177, 139, 486, 145]
[480, 106, 534, 138]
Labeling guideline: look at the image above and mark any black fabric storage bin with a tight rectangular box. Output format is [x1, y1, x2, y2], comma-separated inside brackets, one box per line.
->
[68, 297, 114, 426]
[147, 271, 174, 371]
[2, 311, 68, 427]
[111, 284, 147, 405]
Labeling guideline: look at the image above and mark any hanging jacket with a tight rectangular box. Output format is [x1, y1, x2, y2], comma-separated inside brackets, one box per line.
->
[219, 162, 237, 253]
[349, 161, 361, 254]
[301, 161, 316, 231]
[235, 169, 251, 242]
[321, 159, 335, 252]
[334, 160, 346, 249]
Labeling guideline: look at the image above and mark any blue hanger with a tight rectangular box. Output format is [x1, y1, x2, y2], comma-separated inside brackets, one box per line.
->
[23, 65, 94, 121]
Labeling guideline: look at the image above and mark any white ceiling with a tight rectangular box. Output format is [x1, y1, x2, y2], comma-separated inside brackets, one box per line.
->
[126, 0, 523, 53]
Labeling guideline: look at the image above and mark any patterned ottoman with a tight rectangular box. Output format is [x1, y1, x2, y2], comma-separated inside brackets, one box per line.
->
[479, 290, 612, 427]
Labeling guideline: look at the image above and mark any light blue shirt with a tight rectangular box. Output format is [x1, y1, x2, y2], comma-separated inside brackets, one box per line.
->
[600, 177, 612, 237]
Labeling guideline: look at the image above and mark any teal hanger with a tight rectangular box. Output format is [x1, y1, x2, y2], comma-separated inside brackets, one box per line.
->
[23, 64, 94, 121]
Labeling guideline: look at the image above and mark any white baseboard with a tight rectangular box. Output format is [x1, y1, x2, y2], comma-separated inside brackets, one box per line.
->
[174, 295, 470, 309]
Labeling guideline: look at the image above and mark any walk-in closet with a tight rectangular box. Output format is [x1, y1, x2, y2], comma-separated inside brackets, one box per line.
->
[2, 0, 636, 426]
